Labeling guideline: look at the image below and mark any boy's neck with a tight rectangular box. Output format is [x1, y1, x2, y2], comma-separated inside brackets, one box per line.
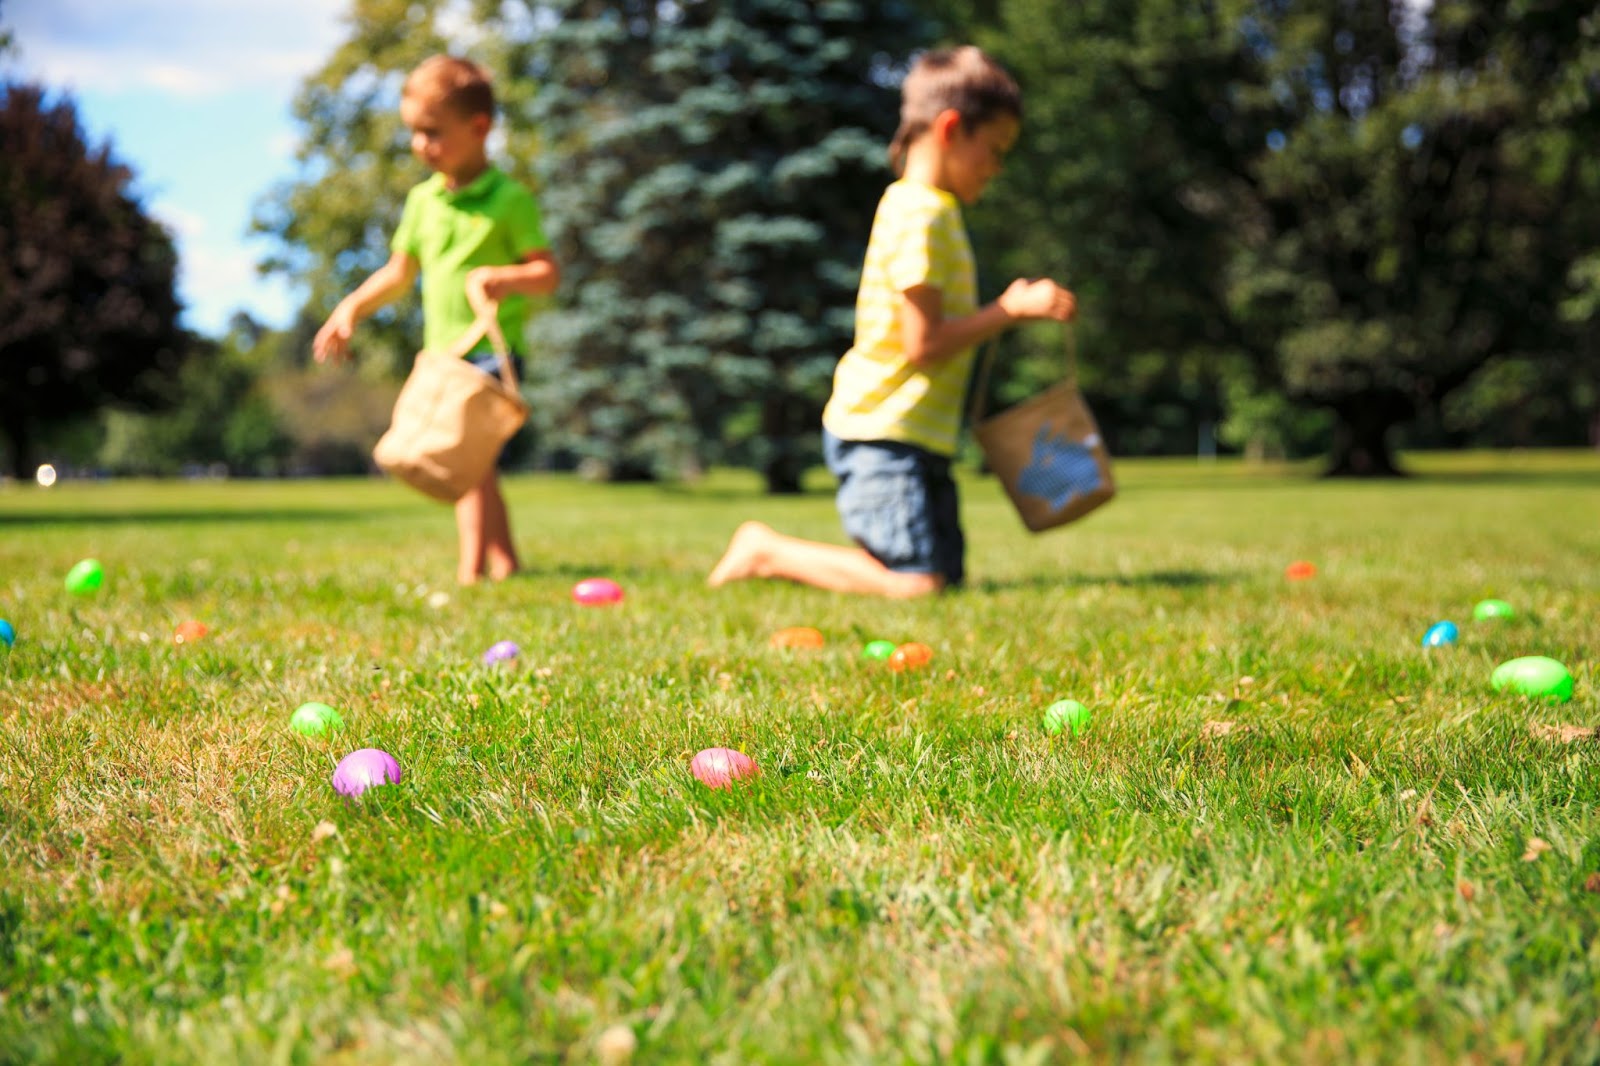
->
[899, 143, 953, 197]
[441, 155, 491, 191]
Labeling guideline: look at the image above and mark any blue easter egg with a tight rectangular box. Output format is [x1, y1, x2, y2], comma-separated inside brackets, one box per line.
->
[0, 619, 14, 647]
[1422, 621, 1458, 648]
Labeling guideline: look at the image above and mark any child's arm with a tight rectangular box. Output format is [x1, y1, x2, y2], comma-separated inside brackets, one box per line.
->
[900, 277, 1076, 370]
[312, 251, 419, 364]
[464, 251, 560, 309]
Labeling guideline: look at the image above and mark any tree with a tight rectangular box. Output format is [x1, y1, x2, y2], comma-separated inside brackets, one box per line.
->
[98, 314, 294, 477]
[950, 0, 1600, 474]
[0, 83, 186, 479]
[526, 0, 935, 489]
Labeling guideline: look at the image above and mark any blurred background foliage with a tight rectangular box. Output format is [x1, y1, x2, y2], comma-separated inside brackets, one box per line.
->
[5, 0, 1598, 483]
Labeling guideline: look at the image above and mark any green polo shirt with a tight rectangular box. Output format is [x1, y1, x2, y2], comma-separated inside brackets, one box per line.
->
[391, 167, 548, 354]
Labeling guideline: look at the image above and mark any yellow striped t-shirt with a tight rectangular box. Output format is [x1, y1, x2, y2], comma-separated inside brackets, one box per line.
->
[821, 180, 977, 457]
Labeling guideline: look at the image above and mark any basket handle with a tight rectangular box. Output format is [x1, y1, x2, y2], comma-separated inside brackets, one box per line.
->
[968, 324, 1078, 427]
[437, 303, 520, 392]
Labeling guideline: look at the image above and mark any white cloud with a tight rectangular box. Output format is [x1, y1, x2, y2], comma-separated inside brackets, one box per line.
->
[6, 0, 346, 96]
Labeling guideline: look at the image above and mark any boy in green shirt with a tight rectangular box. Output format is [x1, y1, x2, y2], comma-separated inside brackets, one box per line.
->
[314, 55, 558, 585]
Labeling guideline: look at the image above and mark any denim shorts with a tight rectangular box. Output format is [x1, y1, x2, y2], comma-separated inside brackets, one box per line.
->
[823, 430, 965, 586]
[465, 349, 525, 380]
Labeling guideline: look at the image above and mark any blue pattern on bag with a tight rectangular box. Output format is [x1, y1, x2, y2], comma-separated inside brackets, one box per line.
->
[1016, 425, 1102, 512]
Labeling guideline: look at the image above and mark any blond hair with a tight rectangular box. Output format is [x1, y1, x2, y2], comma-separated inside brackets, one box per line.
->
[888, 46, 1021, 174]
[403, 55, 495, 119]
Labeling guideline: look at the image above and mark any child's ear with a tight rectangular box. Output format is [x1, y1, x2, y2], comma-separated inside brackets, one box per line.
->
[932, 109, 964, 145]
[470, 113, 493, 139]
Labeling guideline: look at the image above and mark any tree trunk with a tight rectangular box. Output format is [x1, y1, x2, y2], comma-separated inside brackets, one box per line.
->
[1, 416, 33, 481]
[1324, 397, 1408, 478]
[761, 391, 808, 495]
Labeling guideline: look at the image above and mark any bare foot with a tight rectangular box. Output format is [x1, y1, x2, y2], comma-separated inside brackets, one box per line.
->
[487, 561, 519, 582]
[708, 521, 773, 586]
[457, 569, 482, 587]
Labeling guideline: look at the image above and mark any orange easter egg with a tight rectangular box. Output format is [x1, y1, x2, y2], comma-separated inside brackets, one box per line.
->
[887, 642, 933, 672]
[770, 626, 825, 649]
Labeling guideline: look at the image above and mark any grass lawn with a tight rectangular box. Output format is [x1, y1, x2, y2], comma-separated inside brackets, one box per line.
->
[1, 451, 1597, 1064]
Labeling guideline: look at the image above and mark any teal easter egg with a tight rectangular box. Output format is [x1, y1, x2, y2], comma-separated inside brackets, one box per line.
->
[1491, 656, 1573, 703]
[862, 640, 896, 661]
[65, 558, 104, 596]
[1042, 699, 1091, 737]
[291, 702, 345, 737]
[1422, 621, 1458, 648]
[1473, 598, 1515, 621]
[0, 619, 13, 647]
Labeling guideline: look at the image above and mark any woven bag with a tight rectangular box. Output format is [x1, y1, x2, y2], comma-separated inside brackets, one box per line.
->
[372, 308, 529, 502]
[970, 327, 1115, 532]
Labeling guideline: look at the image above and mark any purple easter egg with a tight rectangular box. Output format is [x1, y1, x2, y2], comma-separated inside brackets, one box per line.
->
[572, 578, 624, 606]
[690, 747, 759, 790]
[332, 748, 402, 797]
[482, 640, 520, 665]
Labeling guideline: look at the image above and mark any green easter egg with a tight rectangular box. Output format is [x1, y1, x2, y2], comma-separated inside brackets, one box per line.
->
[1491, 656, 1573, 703]
[1043, 699, 1091, 737]
[291, 702, 345, 737]
[64, 558, 104, 596]
[1473, 598, 1515, 621]
[862, 640, 897, 661]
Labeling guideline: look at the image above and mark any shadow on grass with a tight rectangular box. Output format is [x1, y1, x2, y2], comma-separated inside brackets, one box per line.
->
[970, 568, 1238, 593]
[0, 507, 391, 527]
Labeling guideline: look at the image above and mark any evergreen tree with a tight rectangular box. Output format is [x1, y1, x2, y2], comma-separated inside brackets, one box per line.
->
[526, 0, 934, 488]
[0, 82, 186, 479]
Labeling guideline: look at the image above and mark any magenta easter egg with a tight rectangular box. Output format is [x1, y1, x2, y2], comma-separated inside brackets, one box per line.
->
[572, 578, 624, 606]
[690, 747, 758, 790]
[332, 748, 402, 797]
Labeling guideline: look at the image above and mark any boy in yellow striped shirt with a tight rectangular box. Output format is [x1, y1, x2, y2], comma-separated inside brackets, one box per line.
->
[709, 46, 1077, 597]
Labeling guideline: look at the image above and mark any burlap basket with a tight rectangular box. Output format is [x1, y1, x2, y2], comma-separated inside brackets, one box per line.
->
[372, 308, 529, 503]
[970, 327, 1115, 532]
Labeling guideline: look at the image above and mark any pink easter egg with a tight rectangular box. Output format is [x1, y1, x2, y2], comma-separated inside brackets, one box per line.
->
[690, 747, 758, 790]
[572, 577, 624, 606]
[332, 748, 402, 797]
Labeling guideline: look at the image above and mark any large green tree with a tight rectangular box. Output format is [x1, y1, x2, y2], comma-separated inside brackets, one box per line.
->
[0, 82, 187, 479]
[525, 0, 934, 488]
[955, 0, 1600, 473]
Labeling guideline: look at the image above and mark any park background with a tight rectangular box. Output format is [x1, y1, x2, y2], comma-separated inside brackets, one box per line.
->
[3, 0, 1598, 488]
[4, 3, 1600, 1062]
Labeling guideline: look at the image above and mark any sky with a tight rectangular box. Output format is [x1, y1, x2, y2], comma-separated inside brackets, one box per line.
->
[3, 0, 348, 336]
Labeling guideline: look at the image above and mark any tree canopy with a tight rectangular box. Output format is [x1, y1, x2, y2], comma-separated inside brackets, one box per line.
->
[961, 0, 1600, 474]
[0, 82, 186, 479]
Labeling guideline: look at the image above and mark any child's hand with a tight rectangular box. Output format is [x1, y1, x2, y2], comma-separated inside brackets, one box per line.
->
[313, 305, 357, 364]
[464, 267, 505, 314]
[998, 278, 1077, 323]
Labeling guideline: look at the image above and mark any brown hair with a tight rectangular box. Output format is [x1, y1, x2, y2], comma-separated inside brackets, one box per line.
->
[888, 46, 1021, 174]
[403, 55, 495, 119]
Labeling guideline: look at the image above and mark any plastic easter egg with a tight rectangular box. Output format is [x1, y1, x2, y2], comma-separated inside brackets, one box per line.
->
[1474, 598, 1515, 621]
[0, 619, 13, 648]
[690, 747, 758, 790]
[887, 642, 933, 672]
[1491, 656, 1574, 703]
[332, 748, 401, 796]
[65, 558, 104, 596]
[1284, 560, 1317, 581]
[174, 620, 209, 645]
[771, 626, 824, 650]
[482, 640, 520, 665]
[1042, 699, 1091, 737]
[862, 639, 897, 661]
[291, 701, 345, 737]
[572, 578, 624, 606]
[1421, 621, 1458, 648]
